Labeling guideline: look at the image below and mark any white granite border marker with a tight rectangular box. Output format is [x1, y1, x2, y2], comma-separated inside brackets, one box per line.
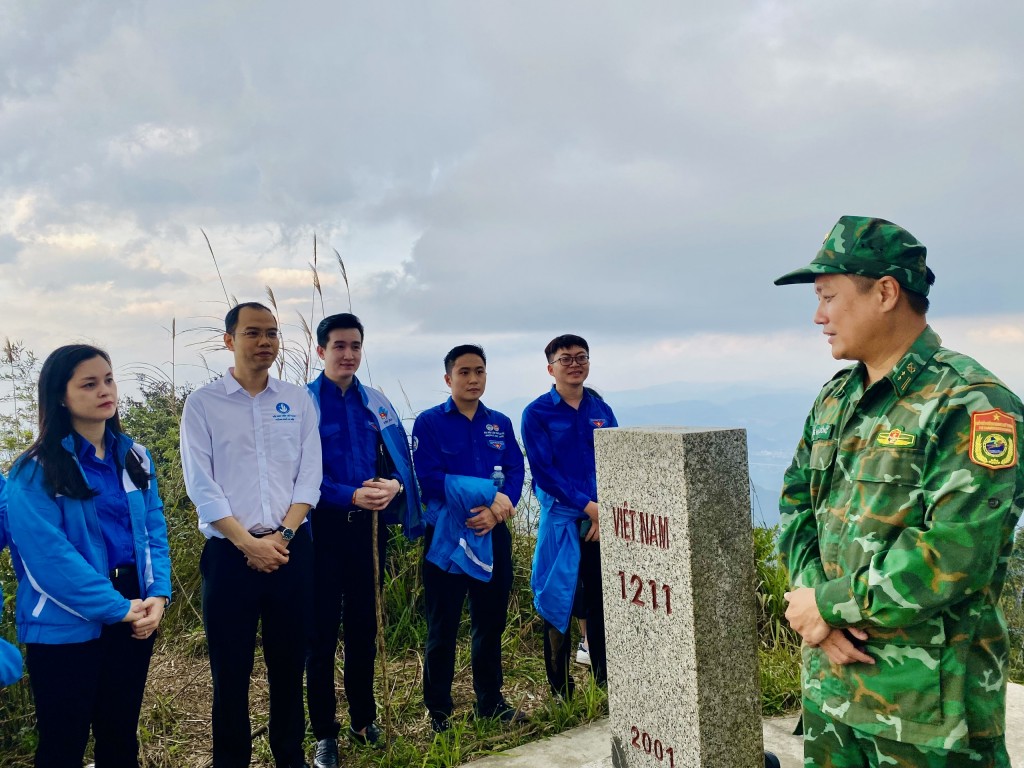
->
[595, 426, 763, 768]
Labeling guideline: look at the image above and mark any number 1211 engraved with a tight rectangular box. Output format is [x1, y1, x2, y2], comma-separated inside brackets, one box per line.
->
[618, 571, 672, 615]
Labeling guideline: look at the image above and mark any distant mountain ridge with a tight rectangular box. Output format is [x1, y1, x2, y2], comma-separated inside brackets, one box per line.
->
[484, 379, 1024, 532]
[493, 381, 818, 528]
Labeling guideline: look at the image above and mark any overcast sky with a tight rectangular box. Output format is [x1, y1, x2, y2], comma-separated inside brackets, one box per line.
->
[2, 1, 1023, 413]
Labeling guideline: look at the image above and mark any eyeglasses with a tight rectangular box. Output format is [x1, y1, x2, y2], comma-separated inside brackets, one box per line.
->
[237, 329, 281, 340]
[551, 354, 590, 367]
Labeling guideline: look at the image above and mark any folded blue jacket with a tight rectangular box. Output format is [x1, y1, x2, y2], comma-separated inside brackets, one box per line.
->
[425, 475, 497, 582]
[530, 487, 583, 633]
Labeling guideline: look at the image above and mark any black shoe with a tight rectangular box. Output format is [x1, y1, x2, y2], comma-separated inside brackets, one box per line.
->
[348, 722, 382, 747]
[313, 738, 338, 768]
[764, 751, 781, 768]
[476, 700, 526, 724]
[430, 711, 452, 733]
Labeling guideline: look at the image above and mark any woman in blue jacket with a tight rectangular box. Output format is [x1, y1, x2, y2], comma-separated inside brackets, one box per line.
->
[6, 344, 171, 768]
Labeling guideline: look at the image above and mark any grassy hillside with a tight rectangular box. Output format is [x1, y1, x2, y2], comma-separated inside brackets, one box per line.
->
[1, 381, 1021, 766]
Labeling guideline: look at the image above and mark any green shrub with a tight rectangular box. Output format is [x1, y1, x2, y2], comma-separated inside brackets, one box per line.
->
[1003, 529, 1024, 684]
[753, 525, 802, 715]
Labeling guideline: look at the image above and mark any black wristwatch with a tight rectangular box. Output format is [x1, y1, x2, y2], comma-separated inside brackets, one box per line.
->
[275, 525, 295, 541]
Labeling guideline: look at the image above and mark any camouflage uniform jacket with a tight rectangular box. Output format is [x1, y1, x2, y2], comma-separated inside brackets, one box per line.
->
[779, 325, 1024, 749]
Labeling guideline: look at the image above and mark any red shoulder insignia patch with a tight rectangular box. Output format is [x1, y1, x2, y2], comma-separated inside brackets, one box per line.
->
[969, 408, 1018, 469]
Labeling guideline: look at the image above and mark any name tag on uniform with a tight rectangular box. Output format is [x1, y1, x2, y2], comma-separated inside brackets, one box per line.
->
[811, 423, 833, 440]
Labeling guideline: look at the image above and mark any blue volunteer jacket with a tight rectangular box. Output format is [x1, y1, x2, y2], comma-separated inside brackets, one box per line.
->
[5, 434, 172, 645]
[530, 493, 584, 633]
[523, 386, 617, 632]
[0, 473, 24, 685]
[308, 372, 423, 539]
[425, 475, 499, 581]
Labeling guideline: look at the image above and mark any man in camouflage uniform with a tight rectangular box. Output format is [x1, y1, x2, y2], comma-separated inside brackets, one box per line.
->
[776, 216, 1023, 767]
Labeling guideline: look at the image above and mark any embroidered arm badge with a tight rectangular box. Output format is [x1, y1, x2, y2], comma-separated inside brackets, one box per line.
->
[969, 408, 1018, 469]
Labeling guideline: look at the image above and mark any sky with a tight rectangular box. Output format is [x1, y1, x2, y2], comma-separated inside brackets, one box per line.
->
[2, 1, 1023, 417]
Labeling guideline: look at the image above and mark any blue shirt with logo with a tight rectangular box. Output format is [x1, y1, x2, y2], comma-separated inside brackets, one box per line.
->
[523, 385, 617, 631]
[318, 375, 380, 509]
[521, 386, 617, 514]
[76, 430, 135, 570]
[413, 398, 525, 517]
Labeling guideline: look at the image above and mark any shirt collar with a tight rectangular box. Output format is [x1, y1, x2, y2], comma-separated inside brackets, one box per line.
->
[442, 396, 490, 419]
[224, 368, 281, 395]
[327, 374, 360, 397]
[547, 384, 591, 406]
[74, 429, 117, 463]
[883, 325, 942, 396]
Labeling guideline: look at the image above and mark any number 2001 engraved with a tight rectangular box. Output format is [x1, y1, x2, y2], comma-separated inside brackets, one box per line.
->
[618, 571, 672, 615]
[630, 726, 674, 766]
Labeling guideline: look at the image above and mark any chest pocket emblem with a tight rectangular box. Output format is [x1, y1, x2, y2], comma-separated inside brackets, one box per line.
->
[876, 428, 916, 447]
[488, 440, 505, 450]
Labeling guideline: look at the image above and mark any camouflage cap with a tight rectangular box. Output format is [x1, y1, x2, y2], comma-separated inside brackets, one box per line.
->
[774, 216, 931, 296]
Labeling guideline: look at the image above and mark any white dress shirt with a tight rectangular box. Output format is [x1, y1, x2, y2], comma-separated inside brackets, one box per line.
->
[180, 369, 323, 539]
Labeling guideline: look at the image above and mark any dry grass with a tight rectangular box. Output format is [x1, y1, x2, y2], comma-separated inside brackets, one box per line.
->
[123, 619, 594, 768]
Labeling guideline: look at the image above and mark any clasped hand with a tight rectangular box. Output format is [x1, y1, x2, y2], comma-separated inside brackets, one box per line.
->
[467, 492, 515, 536]
[783, 587, 874, 666]
[121, 596, 166, 640]
[243, 534, 290, 573]
[354, 478, 401, 512]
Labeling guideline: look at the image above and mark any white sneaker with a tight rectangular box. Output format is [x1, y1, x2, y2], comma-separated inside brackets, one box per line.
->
[575, 641, 591, 666]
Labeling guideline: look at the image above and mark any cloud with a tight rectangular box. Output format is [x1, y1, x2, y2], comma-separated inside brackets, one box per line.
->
[107, 123, 203, 167]
[0, 1, 1022, 401]
[0, 233, 23, 263]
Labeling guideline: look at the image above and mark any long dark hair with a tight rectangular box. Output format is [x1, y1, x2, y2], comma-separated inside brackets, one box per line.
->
[15, 344, 150, 499]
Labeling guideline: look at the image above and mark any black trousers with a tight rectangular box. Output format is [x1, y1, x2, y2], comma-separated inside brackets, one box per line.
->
[306, 506, 386, 738]
[25, 570, 155, 768]
[543, 536, 606, 697]
[200, 526, 313, 768]
[422, 523, 513, 718]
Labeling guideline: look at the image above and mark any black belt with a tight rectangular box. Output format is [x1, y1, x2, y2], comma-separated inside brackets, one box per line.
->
[312, 504, 367, 524]
[109, 564, 136, 580]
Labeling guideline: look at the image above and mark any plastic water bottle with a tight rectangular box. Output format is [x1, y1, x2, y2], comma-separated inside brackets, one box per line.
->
[490, 465, 505, 489]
